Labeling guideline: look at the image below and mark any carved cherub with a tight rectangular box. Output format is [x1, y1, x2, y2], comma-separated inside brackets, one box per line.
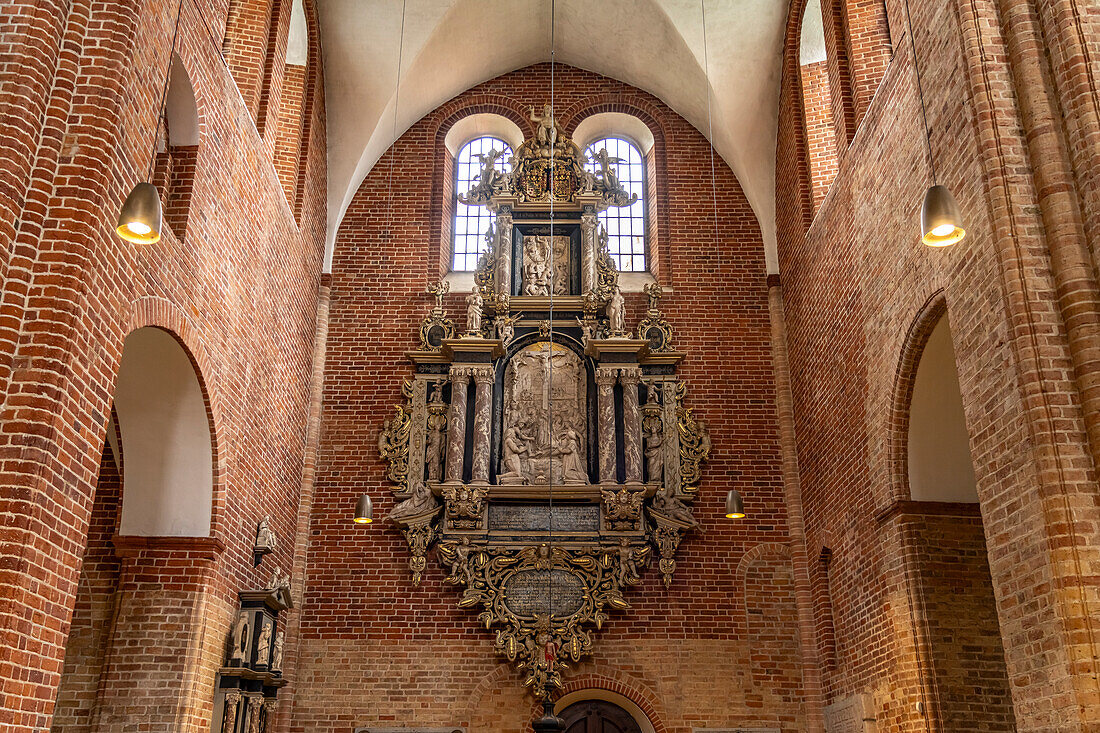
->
[614, 538, 649, 588]
[427, 280, 449, 313]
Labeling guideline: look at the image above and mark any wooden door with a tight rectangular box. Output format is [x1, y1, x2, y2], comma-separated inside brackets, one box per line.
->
[559, 700, 643, 733]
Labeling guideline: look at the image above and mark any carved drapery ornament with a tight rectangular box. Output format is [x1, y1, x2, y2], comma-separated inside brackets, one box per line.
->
[385, 109, 709, 697]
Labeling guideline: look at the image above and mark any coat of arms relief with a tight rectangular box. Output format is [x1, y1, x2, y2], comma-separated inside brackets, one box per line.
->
[376, 107, 709, 696]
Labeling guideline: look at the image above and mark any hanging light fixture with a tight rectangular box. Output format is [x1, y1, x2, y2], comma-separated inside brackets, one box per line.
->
[903, 0, 965, 247]
[116, 0, 185, 244]
[725, 489, 746, 520]
[353, 493, 374, 524]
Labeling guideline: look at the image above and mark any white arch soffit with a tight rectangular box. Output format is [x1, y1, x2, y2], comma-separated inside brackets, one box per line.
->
[317, 0, 787, 273]
[573, 112, 655, 155]
[555, 689, 656, 733]
[114, 327, 214, 537]
[907, 316, 979, 503]
[166, 54, 199, 146]
[444, 113, 525, 156]
[287, 0, 310, 66]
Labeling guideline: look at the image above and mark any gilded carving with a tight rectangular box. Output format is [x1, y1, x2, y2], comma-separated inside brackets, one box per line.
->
[419, 281, 456, 352]
[601, 487, 645, 531]
[395, 509, 439, 586]
[443, 484, 488, 529]
[676, 382, 711, 493]
[377, 380, 414, 493]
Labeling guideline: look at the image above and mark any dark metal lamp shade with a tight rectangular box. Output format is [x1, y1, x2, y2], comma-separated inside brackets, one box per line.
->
[921, 184, 966, 247]
[116, 182, 163, 244]
[725, 489, 745, 520]
[353, 493, 373, 524]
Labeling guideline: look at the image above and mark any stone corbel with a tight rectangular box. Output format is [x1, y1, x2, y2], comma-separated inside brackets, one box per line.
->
[395, 507, 442, 585]
[648, 510, 693, 588]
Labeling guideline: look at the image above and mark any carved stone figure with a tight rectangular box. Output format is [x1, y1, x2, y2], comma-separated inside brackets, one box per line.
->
[466, 287, 484, 334]
[503, 342, 587, 484]
[425, 419, 445, 483]
[576, 316, 596, 343]
[645, 424, 664, 483]
[499, 426, 531, 484]
[554, 428, 588, 483]
[607, 285, 626, 335]
[387, 480, 439, 523]
[254, 517, 276, 557]
[652, 483, 700, 529]
[614, 538, 648, 587]
[590, 146, 625, 193]
[256, 620, 272, 666]
[271, 631, 284, 672]
[267, 566, 291, 594]
[523, 236, 551, 295]
[529, 104, 558, 148]
[496, 313, 519, 346]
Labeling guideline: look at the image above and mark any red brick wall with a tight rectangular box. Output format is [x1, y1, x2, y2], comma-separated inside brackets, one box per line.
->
[775, 0, 1100, 726]
[293, 63, 806, 733]
[910, 509, 1014, 731]
[799, 60, 839, 212]
[0, 0, 327, 728]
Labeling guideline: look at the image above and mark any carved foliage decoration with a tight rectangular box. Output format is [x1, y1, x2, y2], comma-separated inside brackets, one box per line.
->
[377, 380, 414, 492]
[637, 282, 675, 353]
[437, 543, 632, 694]
[676, 382, 710, 493]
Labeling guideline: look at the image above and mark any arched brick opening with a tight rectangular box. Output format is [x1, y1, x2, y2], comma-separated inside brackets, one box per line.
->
[223, 0, 283, 131]
[274, 0, 321, 220]
[52, 305, 226, 733]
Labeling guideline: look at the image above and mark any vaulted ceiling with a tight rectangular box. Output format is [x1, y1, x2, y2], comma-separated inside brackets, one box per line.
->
[316, 0, 791, 273]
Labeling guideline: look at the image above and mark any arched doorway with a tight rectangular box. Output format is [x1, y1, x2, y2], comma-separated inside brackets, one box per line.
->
[560, 700, 643, 733]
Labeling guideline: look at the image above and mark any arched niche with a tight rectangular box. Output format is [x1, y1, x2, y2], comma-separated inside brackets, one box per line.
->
[573, 112, 655, 156]
[906, 314, 978, 502]
[444, 113, 525, 157]
[166, 53, 199, 146]
[555, 689, 656, 733]
[286, 0, 309, 66]
[114, 327, 215, 537]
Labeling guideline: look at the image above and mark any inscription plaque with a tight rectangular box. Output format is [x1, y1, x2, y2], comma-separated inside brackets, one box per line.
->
[488, 504, 599, 532]
[503, 569, 585, 617]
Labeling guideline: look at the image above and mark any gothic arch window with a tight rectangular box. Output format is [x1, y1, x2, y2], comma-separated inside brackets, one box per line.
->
[452, 135, 514, 271]
[583, 137, 647, 272]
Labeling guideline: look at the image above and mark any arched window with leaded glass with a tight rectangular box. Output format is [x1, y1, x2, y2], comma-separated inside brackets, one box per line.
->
[583, 137, 646, 272]
[452, 136, 513, 271]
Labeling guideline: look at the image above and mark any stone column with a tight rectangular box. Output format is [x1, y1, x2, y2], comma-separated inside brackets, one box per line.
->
[620, 368, 643, 483]
[469, 366, 495, 483]
[596, 367, 618, 483]
[580, 206, 598, 294]
[407, 378, 429, 491]
[495, 206, 513, 295]
[445, 368, 471, 483]
[660, 380, 681, 495]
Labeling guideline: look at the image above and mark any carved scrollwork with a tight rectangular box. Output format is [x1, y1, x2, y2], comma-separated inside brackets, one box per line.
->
[418, 281, 456, 351]
[442, 484, 488, 529]
[648, 510, 691, 588]
[377, 380, 414, 492]
[601, 487, 645, 531]
[437, 543, 638, 697]
[593, 227, 619, 303]
[675, 382, 711, 493]
[395, 509, 440, 586]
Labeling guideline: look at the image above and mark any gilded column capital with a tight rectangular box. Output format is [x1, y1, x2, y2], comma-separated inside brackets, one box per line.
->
[595, 367, 620, 387]
[470, 365, 496, 384]
[618, 368, 641, 387]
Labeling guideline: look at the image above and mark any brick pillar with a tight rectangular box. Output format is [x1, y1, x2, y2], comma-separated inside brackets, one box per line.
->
[469, 366, 495, 483]
[273, 275, 331, 733]
[596, 367, 618, 483]
[445, 368, 470, 483]
[767, 278, 825, 733]
[620, 368, 642, 483]
[951, 0, 1100, 725]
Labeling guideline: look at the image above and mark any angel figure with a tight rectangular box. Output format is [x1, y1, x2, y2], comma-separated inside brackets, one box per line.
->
[473, 148, 505, 189]
[591, 147, 625, 192]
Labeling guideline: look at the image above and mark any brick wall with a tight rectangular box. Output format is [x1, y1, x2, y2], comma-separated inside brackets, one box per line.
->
[799, 60, 839, 212]
[292, 63, 806, 733]
[775, 0, 1100, 726]
[0, 0, 327, 728]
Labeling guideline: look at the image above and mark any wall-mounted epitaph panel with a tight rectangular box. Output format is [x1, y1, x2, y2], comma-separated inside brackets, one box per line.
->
[390, 106, 710, 698]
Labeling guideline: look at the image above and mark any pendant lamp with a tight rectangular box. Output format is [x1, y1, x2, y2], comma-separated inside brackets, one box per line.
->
[353, 493, 374, 524]
[725, 489, 746, 520]
[903, 0, 965, 247]
[117, 0, 184, 244]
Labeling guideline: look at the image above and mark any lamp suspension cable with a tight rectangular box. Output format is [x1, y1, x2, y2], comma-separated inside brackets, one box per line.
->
[384, 0, 409, 244]
[901, 0, 937, 186]
[116, 0, 186, 244]
[547, 0, 556, 665]
[701, 0, 721, 251]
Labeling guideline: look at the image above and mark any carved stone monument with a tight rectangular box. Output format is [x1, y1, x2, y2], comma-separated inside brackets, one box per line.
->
[377, 109, 708, 697]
